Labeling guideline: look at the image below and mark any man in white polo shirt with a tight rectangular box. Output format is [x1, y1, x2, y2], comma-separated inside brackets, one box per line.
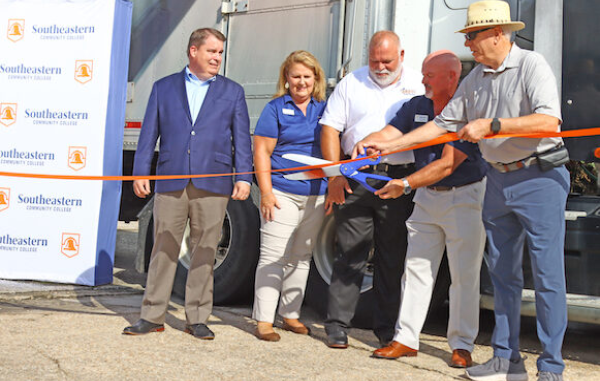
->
[320, 30, 424, 349]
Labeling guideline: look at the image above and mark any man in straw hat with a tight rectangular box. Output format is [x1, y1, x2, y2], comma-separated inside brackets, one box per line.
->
[354, 1, 569, 380]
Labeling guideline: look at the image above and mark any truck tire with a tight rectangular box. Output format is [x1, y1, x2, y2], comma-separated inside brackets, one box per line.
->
[304, 214, 451, 328]
[145, 198, 260, 305]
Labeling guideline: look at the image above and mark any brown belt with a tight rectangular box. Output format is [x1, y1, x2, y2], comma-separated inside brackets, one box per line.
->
[489, 156, 538, 173]
[427, 179, 482, 191]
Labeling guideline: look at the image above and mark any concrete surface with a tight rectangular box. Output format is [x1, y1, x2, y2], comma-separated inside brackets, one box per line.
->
[0, 222, 598, 381]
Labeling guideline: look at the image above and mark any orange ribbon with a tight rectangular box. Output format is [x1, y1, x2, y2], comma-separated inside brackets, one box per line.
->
[1, 127, 600, 181]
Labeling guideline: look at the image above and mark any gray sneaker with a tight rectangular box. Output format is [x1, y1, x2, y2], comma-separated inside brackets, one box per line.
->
[537, 372, 563, 381]
[465, 356, 528, 381]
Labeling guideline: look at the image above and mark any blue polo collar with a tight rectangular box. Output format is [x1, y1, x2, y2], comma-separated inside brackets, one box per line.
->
[282, 93, 316, 106]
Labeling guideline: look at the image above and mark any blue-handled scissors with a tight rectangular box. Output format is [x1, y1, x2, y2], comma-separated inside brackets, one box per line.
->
[282, 153, 392, 193]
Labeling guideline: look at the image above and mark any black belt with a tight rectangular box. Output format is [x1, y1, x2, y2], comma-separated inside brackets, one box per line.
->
[427, 179, 482, 191]
[371, 163, 414, 172]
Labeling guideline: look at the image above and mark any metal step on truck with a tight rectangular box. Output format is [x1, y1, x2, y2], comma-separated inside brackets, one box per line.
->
[118, 0, 600, 327]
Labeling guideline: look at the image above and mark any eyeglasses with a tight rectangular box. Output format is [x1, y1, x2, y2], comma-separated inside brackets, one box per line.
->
[464, 27, 494, 41]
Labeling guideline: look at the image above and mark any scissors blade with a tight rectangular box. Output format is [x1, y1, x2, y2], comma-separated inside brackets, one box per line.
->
[282, 153, 342, 179]
[284, 169, 329, 180]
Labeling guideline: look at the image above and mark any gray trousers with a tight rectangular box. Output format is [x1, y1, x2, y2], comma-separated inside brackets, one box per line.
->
[140, 182, 228, 325]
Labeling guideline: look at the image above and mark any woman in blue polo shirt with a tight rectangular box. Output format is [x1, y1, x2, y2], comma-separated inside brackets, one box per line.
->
[252, 50, 327, 341]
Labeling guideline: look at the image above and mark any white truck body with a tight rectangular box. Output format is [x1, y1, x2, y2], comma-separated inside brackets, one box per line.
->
[121, 0, 600, 326]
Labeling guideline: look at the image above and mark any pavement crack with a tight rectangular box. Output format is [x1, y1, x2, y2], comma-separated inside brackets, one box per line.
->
[406, 363, 464, 380]
[32, 347, 69, 379]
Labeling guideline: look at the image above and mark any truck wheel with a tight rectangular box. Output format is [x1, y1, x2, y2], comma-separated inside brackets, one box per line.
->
[145, 198, 260, 305]
[304, 214, 451, 328]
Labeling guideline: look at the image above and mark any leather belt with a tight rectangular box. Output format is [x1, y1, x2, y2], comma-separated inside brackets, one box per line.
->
[489, 156, 538, 173]
[372, 163, 414, 172]
[427, 179, 482, 191]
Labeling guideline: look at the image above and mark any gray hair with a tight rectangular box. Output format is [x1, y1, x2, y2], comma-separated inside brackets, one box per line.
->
[501, 26, 514, 41]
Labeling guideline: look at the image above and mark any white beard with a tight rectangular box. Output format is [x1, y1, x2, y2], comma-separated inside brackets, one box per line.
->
[370, 65, 402, 87]
[425, 87, 433, 99]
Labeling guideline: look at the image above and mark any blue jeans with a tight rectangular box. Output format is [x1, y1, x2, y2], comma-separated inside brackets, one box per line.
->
[483, 164, 569, 374]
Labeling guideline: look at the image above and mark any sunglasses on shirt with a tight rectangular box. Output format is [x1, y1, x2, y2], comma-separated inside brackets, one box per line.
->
[464, 27, 495, 41]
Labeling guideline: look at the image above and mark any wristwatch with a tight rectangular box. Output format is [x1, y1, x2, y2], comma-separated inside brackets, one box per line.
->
[491, 117, 501, 134]
[401, 178, 412, 195]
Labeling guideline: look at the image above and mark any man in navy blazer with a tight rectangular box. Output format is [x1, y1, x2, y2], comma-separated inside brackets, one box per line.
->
[123, 28, 252, 339]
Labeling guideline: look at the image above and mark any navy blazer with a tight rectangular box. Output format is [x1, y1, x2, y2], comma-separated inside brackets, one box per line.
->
[133, 69, 253, 195]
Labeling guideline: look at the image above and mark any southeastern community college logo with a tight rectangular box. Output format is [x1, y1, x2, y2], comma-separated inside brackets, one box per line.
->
[0, 103, 17, 127]
[74, 60, 93, 84]
[0, 187, 10, 212]
[68, 146, 87, 171]
[7, 19, 24, 42]
[61, 233, 80, 258]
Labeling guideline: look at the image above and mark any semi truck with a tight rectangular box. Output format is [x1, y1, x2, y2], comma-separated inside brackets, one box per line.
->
[118, 0, 600, 326]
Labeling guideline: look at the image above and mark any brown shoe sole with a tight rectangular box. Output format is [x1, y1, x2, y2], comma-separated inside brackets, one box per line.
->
[326, 340, 349, 349]
[327, 343, 348, 349]
[372, 351, 417, 359]
[122, 326, 165, 335]
[449, 358, 472, 368]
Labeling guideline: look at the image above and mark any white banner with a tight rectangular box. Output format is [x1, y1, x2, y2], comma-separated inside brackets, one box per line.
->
[0, 0, 132, 285]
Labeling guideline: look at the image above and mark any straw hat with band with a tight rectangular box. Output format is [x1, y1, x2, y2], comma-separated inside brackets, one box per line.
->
[457, 0, 525, 34]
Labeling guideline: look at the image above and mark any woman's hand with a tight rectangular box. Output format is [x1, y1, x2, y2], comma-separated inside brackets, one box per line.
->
[260, 192, 281, 221]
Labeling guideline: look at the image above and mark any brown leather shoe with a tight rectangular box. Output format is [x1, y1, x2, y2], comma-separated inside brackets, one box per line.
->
[282, 322, 310, 335]
[372, 341, 417, 359]
[450, 349, 473, 368]
[255, 328, 281, 342]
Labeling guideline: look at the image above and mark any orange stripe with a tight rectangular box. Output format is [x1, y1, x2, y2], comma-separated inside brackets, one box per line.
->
[1, 127, 600, 181]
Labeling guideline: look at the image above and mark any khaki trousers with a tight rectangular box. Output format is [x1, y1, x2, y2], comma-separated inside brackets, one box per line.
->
[394, 179, 486, 351]
[252, 189, 325, 323]
[140, 182, 228, 325]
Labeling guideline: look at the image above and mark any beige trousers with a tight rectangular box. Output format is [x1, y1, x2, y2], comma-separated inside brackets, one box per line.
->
[140, 182, 228, 325]
[394, 179, 486, 351]
[252, 188, 325, 323]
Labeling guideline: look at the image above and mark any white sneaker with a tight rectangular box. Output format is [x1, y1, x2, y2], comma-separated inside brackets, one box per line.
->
[465, 356, 528, 381]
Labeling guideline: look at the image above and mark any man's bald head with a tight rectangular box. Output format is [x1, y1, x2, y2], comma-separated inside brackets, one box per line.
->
[422, 50, 461, 78]
[369, 31, 401, 52]
[421, 50, 462, 103]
